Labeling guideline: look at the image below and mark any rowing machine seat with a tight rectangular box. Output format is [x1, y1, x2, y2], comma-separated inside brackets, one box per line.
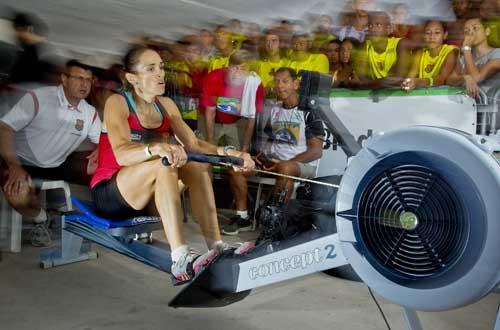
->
[65, 197, 163, 238]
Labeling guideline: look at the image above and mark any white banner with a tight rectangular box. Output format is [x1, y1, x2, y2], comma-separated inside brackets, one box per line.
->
[318, 88, 477, 176]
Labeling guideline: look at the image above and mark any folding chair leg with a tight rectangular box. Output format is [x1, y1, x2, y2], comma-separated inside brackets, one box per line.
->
[0, 192, 22, 253]
[39, 215, 97, 269]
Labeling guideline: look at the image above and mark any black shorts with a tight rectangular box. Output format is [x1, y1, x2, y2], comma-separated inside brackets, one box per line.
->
[90, 173, 143, 220]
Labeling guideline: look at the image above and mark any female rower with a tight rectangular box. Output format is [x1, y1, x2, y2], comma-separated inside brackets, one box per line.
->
[90, 46, 255, 283]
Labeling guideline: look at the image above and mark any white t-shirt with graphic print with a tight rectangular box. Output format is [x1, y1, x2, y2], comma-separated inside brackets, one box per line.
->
[264, 103, 324, 167]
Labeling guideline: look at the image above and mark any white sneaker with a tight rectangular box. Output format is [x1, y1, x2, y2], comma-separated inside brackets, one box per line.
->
[171, 251, 199, 284]
[171, 249, 218, 285]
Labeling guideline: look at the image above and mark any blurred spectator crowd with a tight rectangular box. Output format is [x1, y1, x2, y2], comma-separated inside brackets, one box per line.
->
[1, 0, 500, 118]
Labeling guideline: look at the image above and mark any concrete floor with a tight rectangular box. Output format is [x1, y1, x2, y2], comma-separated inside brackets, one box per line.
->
[1, 218, 499, 330]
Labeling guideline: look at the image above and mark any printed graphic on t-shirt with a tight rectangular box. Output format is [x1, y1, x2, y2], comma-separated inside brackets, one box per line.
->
[216, 97, 241, 116]
[272, 121, 300, 146]
[130, 129, 171, 143]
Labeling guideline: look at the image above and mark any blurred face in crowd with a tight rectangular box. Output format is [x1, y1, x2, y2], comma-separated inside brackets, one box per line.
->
[453, 0, 470, 19]
[263, 34, 280, 56]
[274, 21, 293, 48]
[198, 30, 213, 48]
[274, 70, 300, 102]
[354, 10, 369, 29]
[424, 21, 447, 49]
[292, 35, 310, 53]
[227, 63, 249, 86]
[352, 0, 375, 11]
[464, 18, 489, 46]
[246, 23, 261, 38]
[324, 41, 340, 64]
[316, 15, 332, 33]
[214, 30, 233, 53]
[479, 0, 500, 19]
[125, 49, 165, 96]
[62, 66, 93, 102]
[227, 19, 242, 34]
[368, 14, 391, 38]
[390, 4, 409, 24]
[158, 49, 173, 62]
[340, 40, 353, 64]
[172, 43, 186, 61]
[184, 44, 201, 63]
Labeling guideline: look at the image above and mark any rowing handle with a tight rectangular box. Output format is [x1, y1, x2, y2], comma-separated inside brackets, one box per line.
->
[161, 152, 243, 166]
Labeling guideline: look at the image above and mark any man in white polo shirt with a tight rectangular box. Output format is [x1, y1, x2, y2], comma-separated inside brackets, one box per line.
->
[0, 60, 101, 226]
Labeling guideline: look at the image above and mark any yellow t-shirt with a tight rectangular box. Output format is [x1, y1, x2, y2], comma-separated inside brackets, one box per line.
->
[254, 58, 291, 88]
[165, 61, 191, 89]
[208, 55, 230, 72]
[418, 44, 456, 79]
[366, 37, 401, 79]
[289, 53, 329, 74]
[485, 18, 500, 48]
[231, 33, 247, 50]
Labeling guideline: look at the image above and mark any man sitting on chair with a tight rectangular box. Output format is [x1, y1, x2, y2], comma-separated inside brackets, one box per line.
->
[223, 67, 325, 235]
[0, 60, 100, 245]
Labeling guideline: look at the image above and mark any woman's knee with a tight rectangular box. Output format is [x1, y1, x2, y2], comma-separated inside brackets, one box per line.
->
[156, 159, 180, 177]
[180, 161, 211, 180]
[137, 158, 167, 175]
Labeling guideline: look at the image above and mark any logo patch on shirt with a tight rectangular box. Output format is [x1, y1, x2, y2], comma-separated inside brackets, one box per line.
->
[75, 119, 84, 131]
[216, 97, 241, 116]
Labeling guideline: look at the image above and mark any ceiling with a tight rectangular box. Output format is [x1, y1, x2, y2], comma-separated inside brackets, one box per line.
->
[0, 0, 452, 65]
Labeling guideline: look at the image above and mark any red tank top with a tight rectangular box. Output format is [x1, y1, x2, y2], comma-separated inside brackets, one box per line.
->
[90, 93, 172, 188]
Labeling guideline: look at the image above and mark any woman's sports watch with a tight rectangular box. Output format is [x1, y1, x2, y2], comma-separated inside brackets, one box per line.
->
[223, 145, 237, 156]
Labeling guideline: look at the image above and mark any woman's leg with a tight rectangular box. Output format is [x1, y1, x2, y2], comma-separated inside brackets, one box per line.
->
[116, 159, 186, 249]
[178, 161, 221, 247]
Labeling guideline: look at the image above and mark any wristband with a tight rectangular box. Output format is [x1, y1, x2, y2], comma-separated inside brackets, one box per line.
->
[145, 144, 153, 158]
[462, 45, 472, 52]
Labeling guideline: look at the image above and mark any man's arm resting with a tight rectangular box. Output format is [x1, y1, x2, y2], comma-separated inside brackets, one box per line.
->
[289, 136, 324, 163]
[0, 120, 31, 194]
[241, 117, 256, 153]
[463, 50, 500, 83]
[0, 121, 21, 166]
